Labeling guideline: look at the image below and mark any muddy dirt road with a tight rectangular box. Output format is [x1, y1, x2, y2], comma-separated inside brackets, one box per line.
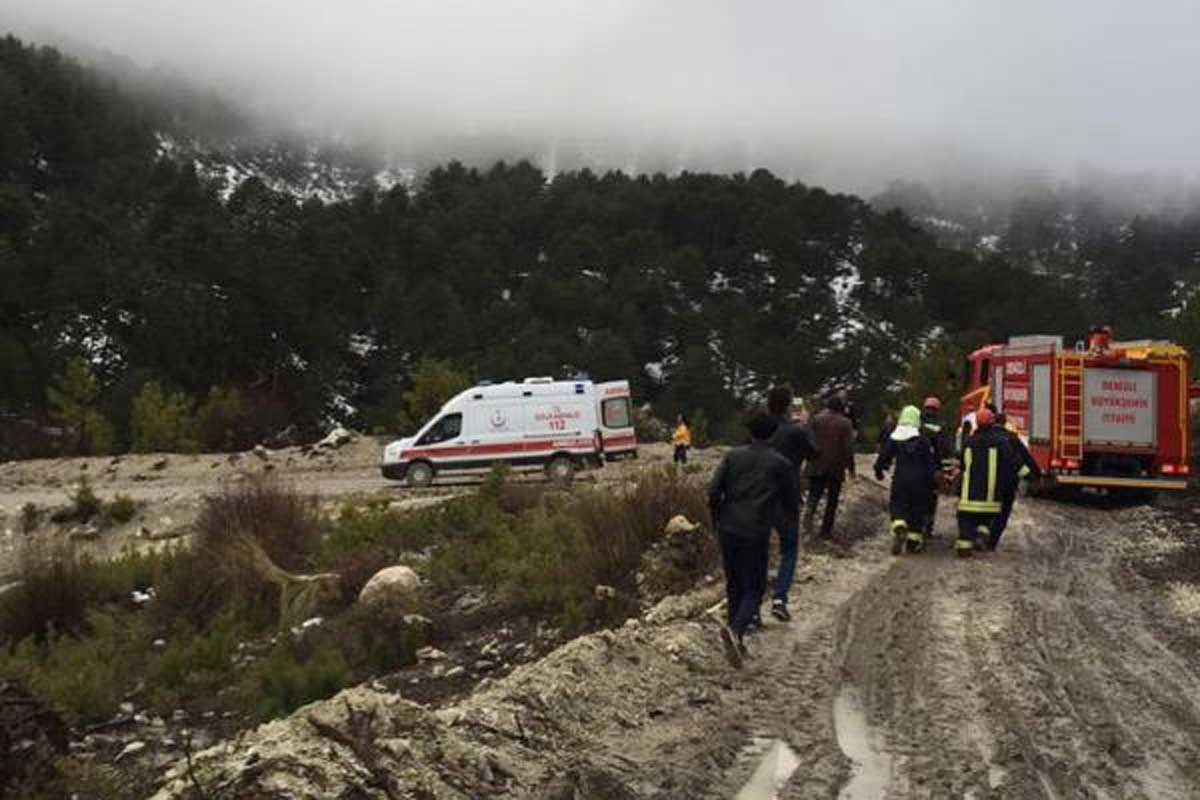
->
[151, 475, 1200, 800]
[623, 494, 1200, 800]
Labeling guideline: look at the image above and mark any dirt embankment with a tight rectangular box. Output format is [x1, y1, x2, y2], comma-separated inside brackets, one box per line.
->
[149, 477, 1200, 800]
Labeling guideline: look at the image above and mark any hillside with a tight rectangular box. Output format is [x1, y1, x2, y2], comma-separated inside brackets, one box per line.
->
[2, 32, 1198, 462]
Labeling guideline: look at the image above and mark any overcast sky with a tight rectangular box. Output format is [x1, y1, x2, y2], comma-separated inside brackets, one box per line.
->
[4, 0, 1199, 193]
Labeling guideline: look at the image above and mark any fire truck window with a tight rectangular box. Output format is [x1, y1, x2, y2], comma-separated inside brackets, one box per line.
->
[979, 358, 991, 385]
[418, 413, 462, 445]
[602, 397, 632, 428]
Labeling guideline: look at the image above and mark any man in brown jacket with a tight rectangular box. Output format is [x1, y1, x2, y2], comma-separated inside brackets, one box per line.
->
[803, 395, 856, 540]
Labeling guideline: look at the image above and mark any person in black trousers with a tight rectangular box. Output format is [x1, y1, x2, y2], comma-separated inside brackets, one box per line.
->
[708, 412, 799, 667]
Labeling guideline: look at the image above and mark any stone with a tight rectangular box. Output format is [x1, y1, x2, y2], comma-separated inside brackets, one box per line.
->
[119, 702, 135, 716]
[594, 584, 617, 601]
[115, 741, 146, 762]
[474, 659, 496, 672]
[68, 524, 100, 541]
[445, 666, 466, 678]
[315, 426, 354, 450]
[152, 458, 169, 471]
[253, 445, 269, 460]
[663, 515, 701, 536]
[417, 646, 447, 662]
[358, 565, 420, 607]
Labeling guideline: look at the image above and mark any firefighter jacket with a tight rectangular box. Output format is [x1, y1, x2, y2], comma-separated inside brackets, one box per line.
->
[957, 426, 1019, 514]
[920, 411, 956, 469]
[874, 430, 938, 504]
[1002, 427, 1041, 492]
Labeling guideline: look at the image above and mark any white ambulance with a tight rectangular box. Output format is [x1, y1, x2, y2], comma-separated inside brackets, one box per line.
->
[381, 378, 637, 486]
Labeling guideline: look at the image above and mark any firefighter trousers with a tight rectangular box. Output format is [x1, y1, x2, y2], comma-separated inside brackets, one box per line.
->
[956, 511, 996, 553]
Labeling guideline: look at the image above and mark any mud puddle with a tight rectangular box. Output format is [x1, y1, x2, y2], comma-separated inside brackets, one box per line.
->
[734, 738, 800, 800]
[833, 686, 893, 799]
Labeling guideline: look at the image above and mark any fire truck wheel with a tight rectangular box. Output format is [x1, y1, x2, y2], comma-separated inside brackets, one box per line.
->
[546, 455, 575, 486]
[406, 461, 435, 488]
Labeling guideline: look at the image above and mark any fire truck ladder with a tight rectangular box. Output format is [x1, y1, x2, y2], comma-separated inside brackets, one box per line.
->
[1057, 353, 1085, 462]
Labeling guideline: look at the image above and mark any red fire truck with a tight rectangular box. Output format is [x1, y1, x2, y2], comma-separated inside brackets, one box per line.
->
[961, 331, 1193, 491]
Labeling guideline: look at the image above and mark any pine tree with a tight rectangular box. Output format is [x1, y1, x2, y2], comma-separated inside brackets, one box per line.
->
[47, 357, 113, 455]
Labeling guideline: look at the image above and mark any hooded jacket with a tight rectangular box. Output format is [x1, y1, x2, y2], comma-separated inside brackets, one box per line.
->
[874, 406, 938, 499]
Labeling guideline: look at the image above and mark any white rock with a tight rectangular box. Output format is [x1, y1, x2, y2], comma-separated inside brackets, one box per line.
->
[115, 741, 146, 762]
[594, 584, 617, 601]
[663, 514, 701, 536]
[358, 565, 420, 606]
[417, 646, 447, 661]
[315, 426, 354, 449]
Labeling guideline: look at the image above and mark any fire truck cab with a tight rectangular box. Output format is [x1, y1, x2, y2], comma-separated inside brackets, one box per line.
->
[962, 332, 1193, 491]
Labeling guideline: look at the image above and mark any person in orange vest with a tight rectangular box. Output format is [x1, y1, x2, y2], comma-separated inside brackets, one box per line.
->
[672, 414, 692, 465]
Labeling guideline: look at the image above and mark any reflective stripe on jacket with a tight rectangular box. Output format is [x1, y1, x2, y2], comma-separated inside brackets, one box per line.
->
[957, 427, 1017, 514]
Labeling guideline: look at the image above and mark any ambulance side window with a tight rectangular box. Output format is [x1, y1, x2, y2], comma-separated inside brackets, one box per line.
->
[417, 413, 462, 445]
[602, 397, 632, 428]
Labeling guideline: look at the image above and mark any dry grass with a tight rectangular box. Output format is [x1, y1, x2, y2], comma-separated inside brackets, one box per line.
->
[0, 545, 90, 644]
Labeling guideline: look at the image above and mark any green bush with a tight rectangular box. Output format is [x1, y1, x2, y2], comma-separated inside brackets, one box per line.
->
[1, 545, 90, 644]
[251, 641, 350, 721]
[47, 356, 113, 456]
[85, 548, 163, 606]
[0, 610, 141, 725]
[130, 381, 198, 453]
[196, 385, 245, 452]
[106, 493, 138, 524]
[67, 477, 102, 523]
[148, 614, 245, 707]
[395, 358, 470, 435]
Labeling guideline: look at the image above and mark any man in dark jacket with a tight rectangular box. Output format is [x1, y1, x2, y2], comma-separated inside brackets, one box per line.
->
[708, 412, 799, 667]
[803, 396, 856, 541]
[875, 405, 939, 554]
[988, 412, 1042, 550]
[955, 408, 1018, 557]
[766, 386, 818, 620]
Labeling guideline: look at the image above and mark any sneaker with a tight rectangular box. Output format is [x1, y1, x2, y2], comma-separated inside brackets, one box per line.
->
[770, 600, 791, 622]
[719, 625, 744, 669]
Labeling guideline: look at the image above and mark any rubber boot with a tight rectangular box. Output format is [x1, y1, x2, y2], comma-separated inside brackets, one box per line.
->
[891, 519, 907, 555]
[955, 537, 974, 558]
[975, 525, 992, 554]
[905, 527, 926, 554]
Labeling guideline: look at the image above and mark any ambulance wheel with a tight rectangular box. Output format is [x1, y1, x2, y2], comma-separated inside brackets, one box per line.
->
[406, 461, 435, 488]
[546, 455, 575, 486]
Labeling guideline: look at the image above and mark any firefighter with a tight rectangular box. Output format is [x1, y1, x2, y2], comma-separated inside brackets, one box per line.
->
[955, 407, 1018, 557]
[988, 412, 1041, 550]
[672, 414, 692, 465]
[874, 405, 938, 554]
[919, 396, 955, 537]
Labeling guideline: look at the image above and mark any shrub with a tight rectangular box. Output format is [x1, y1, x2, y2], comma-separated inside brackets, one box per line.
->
[0, 545, 90, 644]
[0, 610, 141, 725]
[688, 408, 712, 449]
[195, 385, 246, 452]
[395, 358, 470, 434]
[195, 478, 321, 572]
[106, 493, 138, 524]
[67, 477, 102, 523]
[251, 641, 349, 721]
[156, 480, 323, 629]
[328, 603, 425, 675]
[47, 356, 113, 456]
[130, 381, 198, 453]
[148, 614, 245, 708]
[85, 548, 163, 607]
[328, 544, 393, 606]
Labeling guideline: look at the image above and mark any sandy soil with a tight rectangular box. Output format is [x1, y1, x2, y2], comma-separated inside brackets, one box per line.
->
[149, 474, 1200, 800]
[5, 441, 1198, 798]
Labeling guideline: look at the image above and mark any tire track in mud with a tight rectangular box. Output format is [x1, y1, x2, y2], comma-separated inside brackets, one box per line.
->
[815, 495, 1200, 800]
